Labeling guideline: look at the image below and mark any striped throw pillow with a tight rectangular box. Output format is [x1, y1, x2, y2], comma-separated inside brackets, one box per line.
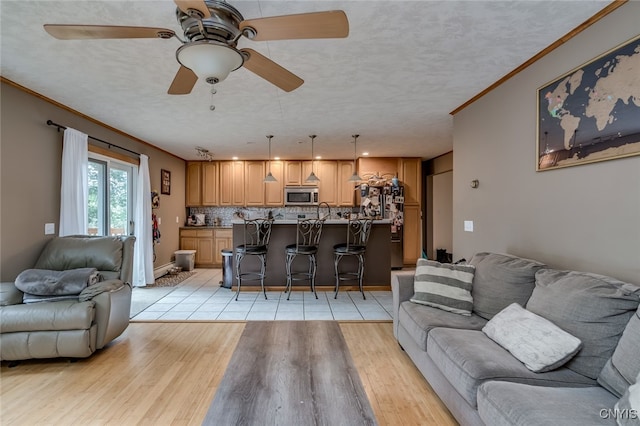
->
[410, 258, 475, 316]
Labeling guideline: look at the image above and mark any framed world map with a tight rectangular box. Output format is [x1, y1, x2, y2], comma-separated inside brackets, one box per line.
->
[537, 34, 640, 171]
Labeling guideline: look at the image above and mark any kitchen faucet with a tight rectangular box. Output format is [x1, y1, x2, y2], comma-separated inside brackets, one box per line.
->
[317, 202, 332, 220]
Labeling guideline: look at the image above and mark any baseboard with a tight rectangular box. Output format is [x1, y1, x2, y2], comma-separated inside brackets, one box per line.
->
[154, 262, 175, 279]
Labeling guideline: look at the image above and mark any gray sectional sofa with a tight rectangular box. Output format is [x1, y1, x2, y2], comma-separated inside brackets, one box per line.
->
[392, 252, 640, 426]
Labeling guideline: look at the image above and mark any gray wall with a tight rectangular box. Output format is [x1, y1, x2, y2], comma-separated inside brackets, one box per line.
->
[0, 81, 186, 281]
[452, 2, 640, 285]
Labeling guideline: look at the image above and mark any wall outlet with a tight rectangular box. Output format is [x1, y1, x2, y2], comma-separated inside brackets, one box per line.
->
[45, 223, 55, 235]
[176, 216, 180, 223]
[157, 217, 161, 225]
[464, 220, 474, 232]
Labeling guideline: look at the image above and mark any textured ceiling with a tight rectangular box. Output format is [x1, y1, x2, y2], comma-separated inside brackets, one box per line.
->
[1, 0, 608, 161]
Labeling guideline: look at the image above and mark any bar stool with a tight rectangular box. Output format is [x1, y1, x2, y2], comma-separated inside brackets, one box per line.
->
[234, 218, 274, 301]
[333, 218, 373, 299]
[284, 218, 326, 300]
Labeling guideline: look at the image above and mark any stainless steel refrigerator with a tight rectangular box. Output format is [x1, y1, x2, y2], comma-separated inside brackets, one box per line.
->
[359, 184, 405, 269]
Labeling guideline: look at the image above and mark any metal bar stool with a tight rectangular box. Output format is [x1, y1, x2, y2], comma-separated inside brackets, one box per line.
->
[234, 218, 274, 301]
[333, 218, 373, 299]
[284, 218, 326, 300]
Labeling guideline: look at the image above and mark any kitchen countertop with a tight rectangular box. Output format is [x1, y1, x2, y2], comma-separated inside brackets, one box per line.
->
[180, 226, 232, 229]
[230, 218, 391, 225]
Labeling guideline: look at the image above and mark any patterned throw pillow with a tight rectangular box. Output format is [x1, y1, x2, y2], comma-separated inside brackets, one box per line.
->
[482, 303, 582, 372]
[410, 258, 475, 316]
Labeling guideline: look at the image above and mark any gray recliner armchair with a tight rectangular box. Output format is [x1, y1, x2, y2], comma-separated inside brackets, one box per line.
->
[0, 235, 135, 361]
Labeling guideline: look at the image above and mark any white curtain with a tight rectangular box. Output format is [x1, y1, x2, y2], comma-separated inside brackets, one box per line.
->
[133, 154, 154, 287]
[59, 128, 88, 236]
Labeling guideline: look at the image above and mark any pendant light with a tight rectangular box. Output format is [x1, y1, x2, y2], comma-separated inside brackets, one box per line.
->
[305, 134, 320, 183]
[264, 135, 277, 183]
[348, 134, 362, 182]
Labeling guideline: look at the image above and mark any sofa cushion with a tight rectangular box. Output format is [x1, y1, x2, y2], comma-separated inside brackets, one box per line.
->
[615, 372, 640, 426]
[527, 269, 640, 380]
[35, 236, 123, 273]
[1, 282, 23, 306]
[398, 300, 487, 351]
[426, 328, 595, 408]
[599, 305, 640, 397]
[483, 303, 582, 373]
[0, 300, 95, 333]
[410, 259, 475, 316]
[469, 252, 545, 320]
[477, 381, 618, 426]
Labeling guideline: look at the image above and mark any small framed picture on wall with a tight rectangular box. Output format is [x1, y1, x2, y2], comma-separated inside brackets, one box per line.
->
[161, 169, 171, 195]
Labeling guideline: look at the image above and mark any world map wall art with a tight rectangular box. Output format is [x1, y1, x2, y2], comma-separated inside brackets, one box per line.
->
[537, 34, 640, 171]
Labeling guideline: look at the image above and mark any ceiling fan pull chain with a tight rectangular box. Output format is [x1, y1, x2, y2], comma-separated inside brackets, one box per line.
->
[209, 84, 217, 111]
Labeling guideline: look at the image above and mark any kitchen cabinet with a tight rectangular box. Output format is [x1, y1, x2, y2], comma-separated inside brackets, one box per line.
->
[337, 160, 356, 206]
[357, 157, 399, 181]
[219, 161, 245, 206]
[403, 204, 421, 265]
[244, 161, 265, 206]
[213, 229, 233, 264]
[179, 229, 215, 267]
[202, 161, 218, 206]
[284, 160, 315, 186]
[185, 162, 202, 206]
[399, 158, 421, 205]
[264, 160, 284, 206]
[317, 160, 338, 205]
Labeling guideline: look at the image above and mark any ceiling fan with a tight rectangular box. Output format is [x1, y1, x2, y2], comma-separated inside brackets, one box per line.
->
[43, 0, 349, 94]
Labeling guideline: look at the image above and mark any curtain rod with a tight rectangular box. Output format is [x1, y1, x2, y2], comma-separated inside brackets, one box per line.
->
[46, 120, 142, 158]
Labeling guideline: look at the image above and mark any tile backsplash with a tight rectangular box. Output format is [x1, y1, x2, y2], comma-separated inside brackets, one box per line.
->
[188, 206, 357, 227]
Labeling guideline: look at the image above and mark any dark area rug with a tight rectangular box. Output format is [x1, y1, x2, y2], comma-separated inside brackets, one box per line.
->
[147, 271, 196, 287]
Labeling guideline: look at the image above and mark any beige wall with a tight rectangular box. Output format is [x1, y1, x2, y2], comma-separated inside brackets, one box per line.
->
[452, 2, 640, 285]
[0, 81, 186, 281]
[432, 171, 453, 256]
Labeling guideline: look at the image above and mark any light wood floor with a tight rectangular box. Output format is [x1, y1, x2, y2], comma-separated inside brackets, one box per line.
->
[0, 322, 457, 425]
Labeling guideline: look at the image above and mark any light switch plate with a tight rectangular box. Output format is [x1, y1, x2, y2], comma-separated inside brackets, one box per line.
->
[45, 223, 55, 235]
[464, 220, 474, 232]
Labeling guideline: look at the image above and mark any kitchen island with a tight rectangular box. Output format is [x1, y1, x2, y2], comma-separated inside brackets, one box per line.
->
[231, 219, 391, 290]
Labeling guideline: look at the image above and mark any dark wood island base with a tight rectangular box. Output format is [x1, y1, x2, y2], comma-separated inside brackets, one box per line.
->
[231, 220, 391, 292]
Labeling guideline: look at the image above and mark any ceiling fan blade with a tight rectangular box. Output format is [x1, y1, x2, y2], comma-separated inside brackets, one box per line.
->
[240, 10, 348, 42]
[168, 66, 198, 95]
[240, 48, 303, 92]
[174, 0, 211, 18]
[43, 25, 175, 40]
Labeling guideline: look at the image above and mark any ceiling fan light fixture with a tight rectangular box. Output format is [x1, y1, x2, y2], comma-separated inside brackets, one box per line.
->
[176, 41, 243, 84]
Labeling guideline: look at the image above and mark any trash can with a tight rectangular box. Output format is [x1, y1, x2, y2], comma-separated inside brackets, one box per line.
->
[174, 250, 196, 271]
[220, 248, 233, 289]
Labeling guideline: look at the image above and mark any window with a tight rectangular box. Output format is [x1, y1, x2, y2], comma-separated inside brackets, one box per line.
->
[88, 153, 137, 236]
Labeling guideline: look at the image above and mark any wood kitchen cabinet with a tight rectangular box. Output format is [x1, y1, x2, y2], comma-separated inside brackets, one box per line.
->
[213, 229, 233, 264]
[201, 161, 218, 206]
[264, 160, 284, 206]
[403, 204, 421, 265]
[185, 162, 202, 207]
[399, 158, 421, 205]
[219, 161, 245, 206]
[186, 161, 218, 206]
[316, 161, 338, 205]
[244, 161, 265, 206]
[179, 229, 215, 267]
[357, 157, 399, 181]
[284, 161, 315, 186]
[337, 160, 356, 206]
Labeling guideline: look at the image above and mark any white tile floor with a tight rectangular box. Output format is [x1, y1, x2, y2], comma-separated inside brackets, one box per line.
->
[131, 268, 395, 321]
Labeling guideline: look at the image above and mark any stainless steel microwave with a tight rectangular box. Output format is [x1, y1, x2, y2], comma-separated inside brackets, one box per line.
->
[284, 186, 319, 206]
